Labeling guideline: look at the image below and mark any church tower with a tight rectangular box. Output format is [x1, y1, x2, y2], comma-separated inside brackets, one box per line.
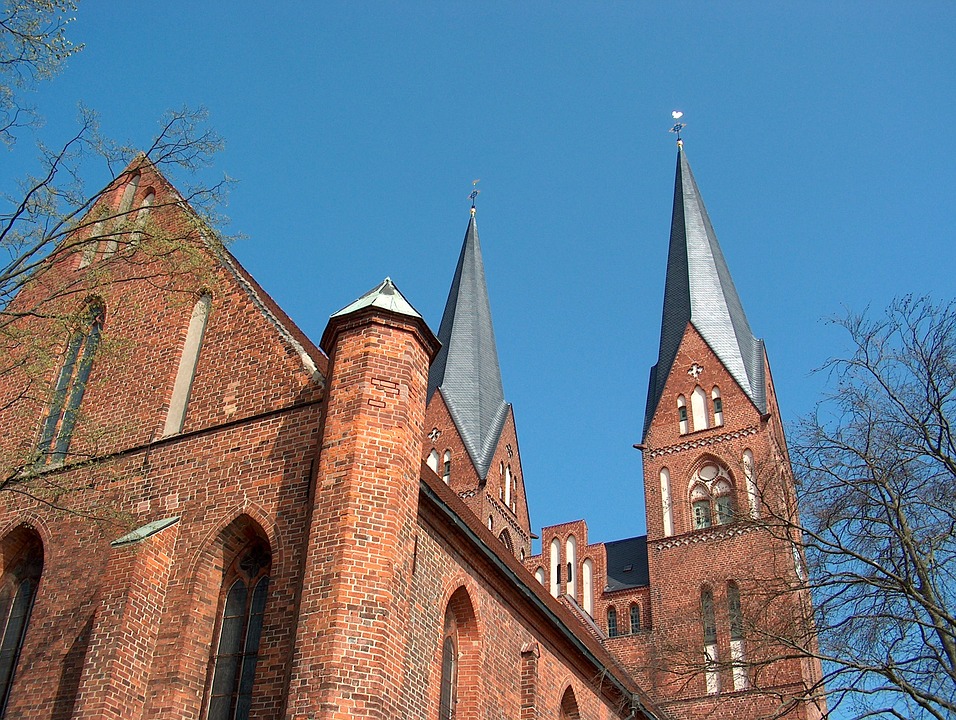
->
[639, 143, 825, 719]
[423, 207, 532, 560]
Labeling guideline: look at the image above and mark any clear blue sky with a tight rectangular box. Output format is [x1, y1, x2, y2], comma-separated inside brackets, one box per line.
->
[10, 2, 956, 549]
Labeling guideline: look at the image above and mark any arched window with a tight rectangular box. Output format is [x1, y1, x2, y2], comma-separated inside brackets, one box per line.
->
[691, 385, 709, 431]
[582, 559, 593, 616]
[549, 538, 560, 598]
[607, 606, 618, 638]
[164, 293, 211, 436]
[104, 173, 141, 256]
[38, 302, 105, 464]
[743, 449, 758, 518]
[691, 484, 712, 530]
[498, 529, 512, 551]
[559, 686, 581, 719]
[712, 386, 723, 426]
[701, 588, 719, 694]
[205, 539, 271, 720]
[713, 480, 734, 525]
[677, 395, 689, 434]
[629, 604, 640, 633]
[728, 582, 749, 690]
[442, 451, 451, 484]
[565, 535, 576, 599]
[487, 516, 493, 531]
[130, 190, 155, 245]
[503, 465, 512, 508]
[660, 467, 674, 536]
[438, 635, 456, 720]
[690, 461, 736, 531]
[0, 528, 43, 715]
[427, 449, 440, 474]
[439, 588, 477, 720]
[534, 567, 545, 586]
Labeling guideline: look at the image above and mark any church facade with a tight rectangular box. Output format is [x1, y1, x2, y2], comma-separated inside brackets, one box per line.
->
[0, 143, 824, 719]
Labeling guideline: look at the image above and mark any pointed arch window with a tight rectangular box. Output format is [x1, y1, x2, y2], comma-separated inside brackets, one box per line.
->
[677, 395, 689, 434]
[442, 451, 451, 484]
[427, 449, 440, 474]
[164, 293, 211, 436]
[660, 467, 674, 536]
[549, 538, 560, 598]
[438, 635, 456, 720]
[701, 588, 719, 694]
[607, 606, 618, 638]
[206, 541, 271, 720]
[690, 462, 736, 531]
[582, 559, 593, 616]
[691, 385, 709, 431]
[104, 173, 141, 256]
[712, 386, 723, 426]
[504, 465, 512, 508]
[629, 604, 641, 633]
[0, 530, 42, 715]
[743, 450, 758, 518]
[565, 535, 576, 598]
[130, 190, 155, 245]
[38, 303, 105, 464]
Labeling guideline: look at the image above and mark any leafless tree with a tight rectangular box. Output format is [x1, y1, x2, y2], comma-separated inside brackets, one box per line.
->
[752, 297, 956, 720]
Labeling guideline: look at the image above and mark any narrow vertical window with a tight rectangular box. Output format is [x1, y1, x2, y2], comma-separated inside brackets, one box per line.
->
[0, 530, 42, 716]
[164, 294, 211, 436]
[534, 567, 545, 586]
[104, 173, 140, 256]
[427, 449, 440, 474]
[565, 536, 576, 599]
[206, 541, 271, 720]
[130, 190, 155, 245]
[549, 539, 560, 598]
[712, 387, 723, 426]
[78, 220, 106, 269]
[582, 559, 593, 616]
[38, 303, 105, 464]
[691, 385, 709, 431]
[713, 480, 734, 525]
[660, 468, 674, 537]
[701, 588, 719, 694]
[438, 636, 456, 720]
[504, 466, 512, 508]
[677, 395, 688, 434]
[442, 451, 451, 484]
[607, 607, 618, 638]
[629, 604, 640, 633]
[728, 582, 749, 690]
[743, 450, 758, 518]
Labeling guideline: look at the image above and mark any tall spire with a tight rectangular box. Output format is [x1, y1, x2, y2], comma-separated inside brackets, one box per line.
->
[428, 211, 509, 479]
[644, 145, 766, 438]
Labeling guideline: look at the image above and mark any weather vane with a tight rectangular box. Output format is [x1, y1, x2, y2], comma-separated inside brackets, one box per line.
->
[469, 179, 481, 215]
[669, 110, 686, 144]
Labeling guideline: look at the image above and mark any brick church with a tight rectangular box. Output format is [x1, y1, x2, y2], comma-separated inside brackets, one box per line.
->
[0, 141, 826, 719]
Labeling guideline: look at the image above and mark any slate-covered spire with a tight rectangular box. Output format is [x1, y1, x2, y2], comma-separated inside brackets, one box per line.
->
[644, 144, 767, 439]
[428, 209, 509, 479]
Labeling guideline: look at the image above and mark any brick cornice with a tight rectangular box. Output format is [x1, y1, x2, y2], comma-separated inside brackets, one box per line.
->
[644, 425, 759, 459]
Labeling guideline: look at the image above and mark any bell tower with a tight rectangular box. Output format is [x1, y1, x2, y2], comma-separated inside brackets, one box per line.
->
[640, 142, 825, 719]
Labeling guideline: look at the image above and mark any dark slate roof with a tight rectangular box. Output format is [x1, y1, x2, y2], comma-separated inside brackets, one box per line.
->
[644, 145, 767, 439]
[604, 535, 650, 591]
[428, 212, 509, 480]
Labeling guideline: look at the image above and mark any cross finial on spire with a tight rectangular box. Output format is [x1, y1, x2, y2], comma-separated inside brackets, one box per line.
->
[669, 110, 685, 146]
[469, 179, 480, 216]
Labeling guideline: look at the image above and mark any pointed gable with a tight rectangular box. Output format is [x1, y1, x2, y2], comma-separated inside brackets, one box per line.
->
[645, 145, 766, 439]
[428, 211, 509, 480]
